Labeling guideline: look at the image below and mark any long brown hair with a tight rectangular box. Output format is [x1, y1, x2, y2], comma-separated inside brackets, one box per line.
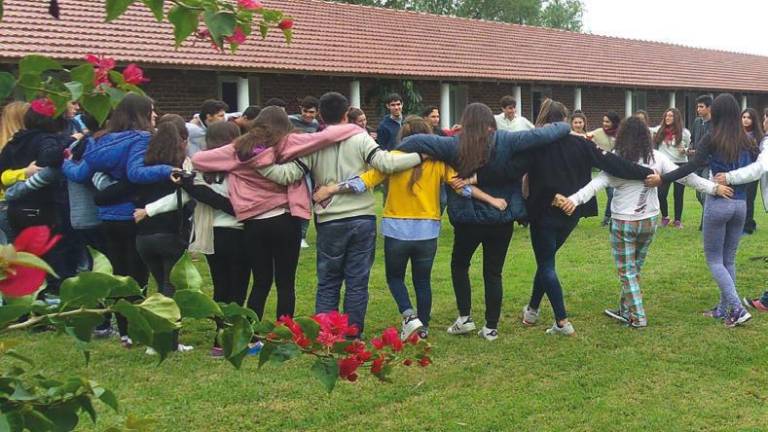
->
[741, 108, 764, 147]
[653, 108, 683, 146]
[145, 114, 187, 167]
[99, 93, 154, 137]
[534, 98, 569, 127]
[710, 94, 757, 162]
[396, 115, 433, 190]
[456, 103, 496, 178]
[0, 101, 29, 149]
[615, 117, 654, 164]
[234, 106, 294, 159]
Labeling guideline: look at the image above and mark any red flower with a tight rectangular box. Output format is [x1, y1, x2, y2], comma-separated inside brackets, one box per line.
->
[0, 226, 60, 298]
[403, 359, 413, 366]
[371, 356, 385, 375]
[407, 332, 420, 345]
[278, 18, 294, 30]
[418, 356, 431, 367]
[381, 327, 403, 352]
[29, 98, 56, 117]
[338, 356, 362, 381]
[225, 27, 247, 45]
[370, 338, 384, 350]
[84, 54, 116, 86]
[277, 315, 311, 348]
[237, 0, 263, 10]
[122, 64, 149, 85]
[313, 311, 358, 347]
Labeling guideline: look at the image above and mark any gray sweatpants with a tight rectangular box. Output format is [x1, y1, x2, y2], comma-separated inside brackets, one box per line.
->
[702, 197, 746, 312]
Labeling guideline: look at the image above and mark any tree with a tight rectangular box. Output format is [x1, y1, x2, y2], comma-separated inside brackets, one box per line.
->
[334, 0, 584, 31]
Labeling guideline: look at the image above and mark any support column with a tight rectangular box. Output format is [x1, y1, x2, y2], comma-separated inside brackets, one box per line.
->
[574, 87, 582, 111]
[350, 80, 361, 108]
[669, 91, 676, 109]
[741, 95, 748, 110]
[440, 83, 451, 129]
[625, 90, 633, 118]
[236, 77, 250, 112]
[514, 85, 522, 115]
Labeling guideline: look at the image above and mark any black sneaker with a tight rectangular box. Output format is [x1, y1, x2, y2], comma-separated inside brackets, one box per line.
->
[604, 309, 630, 324]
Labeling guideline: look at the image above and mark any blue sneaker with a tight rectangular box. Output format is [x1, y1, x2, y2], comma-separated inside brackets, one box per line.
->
[247, 341, 263, 356]
[724, 308, 752, 328]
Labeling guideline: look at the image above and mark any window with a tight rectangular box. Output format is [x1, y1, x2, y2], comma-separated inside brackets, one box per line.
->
[632, 90, 648, 113]
[217, 75, 260, 112]
[449, 85, 468, 126]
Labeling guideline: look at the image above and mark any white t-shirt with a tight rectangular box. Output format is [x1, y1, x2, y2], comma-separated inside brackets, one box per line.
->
[568, 150, 717, 221]
[494, 113, 534, 132]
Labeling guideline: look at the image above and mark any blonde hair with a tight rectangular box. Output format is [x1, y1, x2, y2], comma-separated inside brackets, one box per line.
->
[0, 102, 29, 150]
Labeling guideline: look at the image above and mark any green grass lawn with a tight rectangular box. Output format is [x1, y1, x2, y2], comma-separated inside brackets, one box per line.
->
[6, 190, 768, 431]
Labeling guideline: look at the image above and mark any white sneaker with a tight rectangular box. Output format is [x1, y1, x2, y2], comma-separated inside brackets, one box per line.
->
[300, 239, 309, 248]
[477, 326, 498, 341]
[145, 344, 194, 355]
[522, 305, 540, 326]
[145, 347, 158, 356]
[446, 316, 476, 335]
[400, 315, 424, 341]
[545, 321, 576, 336]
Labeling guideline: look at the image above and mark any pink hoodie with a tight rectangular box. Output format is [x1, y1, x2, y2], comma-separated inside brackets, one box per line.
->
[191, 124, 362, 221]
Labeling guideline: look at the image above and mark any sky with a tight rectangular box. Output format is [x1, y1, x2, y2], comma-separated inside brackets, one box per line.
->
[581, 0, 768, 57]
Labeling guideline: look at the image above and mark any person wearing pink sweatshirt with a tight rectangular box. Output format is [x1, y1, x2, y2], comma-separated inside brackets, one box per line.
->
[191, 107, 362, 320]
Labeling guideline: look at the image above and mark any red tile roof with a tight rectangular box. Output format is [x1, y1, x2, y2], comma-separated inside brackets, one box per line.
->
[1, 0, 766, 92]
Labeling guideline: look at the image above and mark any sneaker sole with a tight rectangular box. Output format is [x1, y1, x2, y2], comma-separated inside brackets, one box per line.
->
[447, 324, 476, 335]
[604, 309, 630, 324]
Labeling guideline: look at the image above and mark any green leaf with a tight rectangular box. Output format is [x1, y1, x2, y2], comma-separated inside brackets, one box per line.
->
[81, 93, 111, 125]
[294, 317, 320, 341]
[168, 5, 199, 47]
[64, 311, 104, 343]
[282, 28, 293, 44]
[0, 0, 4, 22]
[59, 273, 113, 308]
[9, 384, 36, 401]
[261, 9, 283, 22]
[112, 295, 180, 357]
[105, 0, 136, 21]
[16, 73, 41, 101]
[4, 350, 34, 366]
[174, 290, 222, 319]
[203, 10, 236, 47]
[95, 388, 119, 412]
[169, 253, 202, 291]
[64, 81, 83, 101]
[219, 303, 258, 321]
[311, 357, 339, 393]
[142, 0, 164, 21]
[258, 21, 268, 39]
[22, 409, 54, 431]
[11, 251, 57, 277]
[140, 293, 181, 323]
[19, 55, 62, 76]
[88, 246, 112, 275]
[105, 86, 126, 108]
[69, 63, 95, 93]
[108, 70, 125, 87]
[272, 324, 292, 340]
[253, 319, 274, 334]
[77, 394, 98, 423]
[0, 412, 24, 432]
[107, 276, 142, 298]
[0, 71, 14, 99]
[270, 343, 300, 364]
[221, 316, 252, 369]
[258, 341, 275, 369]
[0, 304, 31, 327]
[43, 401, 81, 430]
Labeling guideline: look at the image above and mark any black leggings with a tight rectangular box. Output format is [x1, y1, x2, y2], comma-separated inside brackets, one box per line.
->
[207, 227, 251, 344]
[135, 233, 187, 298]
[101, 220, 149, 337]
[450, 222, 514, 329]
[658, 178, 685, 221]
[744, 180, 759, 233]
[244, 214, 302, 320]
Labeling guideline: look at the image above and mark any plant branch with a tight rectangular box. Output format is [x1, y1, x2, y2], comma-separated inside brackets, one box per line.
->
[3, 307, 110, 332]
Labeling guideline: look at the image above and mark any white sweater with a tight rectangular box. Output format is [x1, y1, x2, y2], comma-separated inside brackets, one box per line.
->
[145, 179, 242, 229]
[569, 150, 718, 221]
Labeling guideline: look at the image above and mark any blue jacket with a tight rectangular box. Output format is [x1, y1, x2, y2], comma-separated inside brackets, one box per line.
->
[397, 122, 571, 225]
[376, 116, 402, 151]
[66, 131, 173, 221]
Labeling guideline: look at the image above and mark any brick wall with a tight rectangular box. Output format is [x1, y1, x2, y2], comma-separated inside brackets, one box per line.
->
[143, 68, 218, 119]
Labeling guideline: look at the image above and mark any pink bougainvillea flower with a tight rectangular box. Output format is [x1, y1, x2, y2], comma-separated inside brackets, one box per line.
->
[312, 311, 359, 347]
[0, 226, 60, 298]
[237, 0, 263, 10]
[338, 355, 362, 382]
[278, 18, 294, 30]
[29, 98, 56, 117]
[380, 327, 404, 352]
[84, 54, 116, 86]
[277, 315, 312, 348]
[418, 356, 431, 367]
[370, 355, 385, 375]
[122, 63, 150, 85]
[225, 27, 247, 45]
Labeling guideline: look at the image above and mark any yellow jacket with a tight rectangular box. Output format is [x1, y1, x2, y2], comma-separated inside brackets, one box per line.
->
[0, 168, 27, 200]
[360, 156, 458, 221]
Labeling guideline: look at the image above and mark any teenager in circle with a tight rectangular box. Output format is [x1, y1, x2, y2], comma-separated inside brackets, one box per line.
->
[740, 108, 763, 235]
[653, 108, 691, 228]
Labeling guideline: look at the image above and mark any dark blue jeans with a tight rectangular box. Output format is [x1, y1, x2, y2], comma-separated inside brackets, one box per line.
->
[384, 236, 437, 327]
[315, 217, 376, 334]
[528, 216, 578, 322]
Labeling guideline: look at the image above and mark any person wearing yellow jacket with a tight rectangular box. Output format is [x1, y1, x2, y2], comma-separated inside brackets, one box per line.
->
[313, 116, 506, 341]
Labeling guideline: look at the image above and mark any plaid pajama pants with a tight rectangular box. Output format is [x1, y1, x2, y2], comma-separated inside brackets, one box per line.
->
[610, 217, 658, 321]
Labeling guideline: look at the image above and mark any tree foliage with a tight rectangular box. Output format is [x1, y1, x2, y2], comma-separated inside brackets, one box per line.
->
[335, 0, 584, 31]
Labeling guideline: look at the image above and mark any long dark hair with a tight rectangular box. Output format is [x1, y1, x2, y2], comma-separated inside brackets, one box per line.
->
[614, 117, 654, 164]
[710, 94, 757, 162]
[234, 106, 294, 159]
[456, 103, 496, 178]
[654, 108, 683, 146]
[742, 108, 764, 147]
[99, 94, 154, 137]
[534, 98, 569, 127]
[571, 111, 588, 132]
[145, 114, 187, 167]
[396, 115, 433, 190]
